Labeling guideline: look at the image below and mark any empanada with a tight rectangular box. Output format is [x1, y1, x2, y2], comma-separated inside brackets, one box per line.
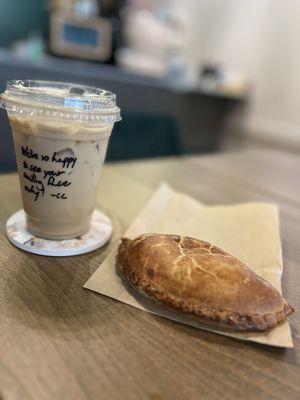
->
[117, 233, 293, 331]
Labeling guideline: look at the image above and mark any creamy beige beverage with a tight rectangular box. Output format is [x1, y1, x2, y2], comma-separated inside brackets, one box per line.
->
[1, 80, 121, 239]
[10, 116, 112, 238]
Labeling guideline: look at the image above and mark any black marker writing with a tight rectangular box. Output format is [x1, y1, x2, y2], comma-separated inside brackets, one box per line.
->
[21, 145, 76, 203]
[43, 169, 65, 180]
[51, 193, 68, 200]
[47, 176, 71, 187]
[23, 171, 45, 200]
[23, 171, 45, 189]
[24, 185, 41, 202]
[52, 152, 77, 168]
[21, 145, 39, 160]
[29, 164, 42, 173]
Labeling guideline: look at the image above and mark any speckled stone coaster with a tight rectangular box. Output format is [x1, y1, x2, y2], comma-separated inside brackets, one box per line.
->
[6, 209, 113, 256]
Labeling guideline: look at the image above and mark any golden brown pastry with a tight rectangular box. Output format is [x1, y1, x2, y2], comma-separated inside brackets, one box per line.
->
[117, 233, 293, 331]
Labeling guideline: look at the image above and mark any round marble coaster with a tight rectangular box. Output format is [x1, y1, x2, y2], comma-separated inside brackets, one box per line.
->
[6, 209, 113, 257]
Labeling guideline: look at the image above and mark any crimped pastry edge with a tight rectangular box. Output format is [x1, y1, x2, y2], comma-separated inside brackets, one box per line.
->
[117, 236, 294, 332]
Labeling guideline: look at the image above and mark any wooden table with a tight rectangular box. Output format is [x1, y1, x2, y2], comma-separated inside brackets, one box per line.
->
[0, 150, 299, 400]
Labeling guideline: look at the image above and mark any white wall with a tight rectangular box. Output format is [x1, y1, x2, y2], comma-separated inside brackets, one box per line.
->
[187, 0, 300, 146]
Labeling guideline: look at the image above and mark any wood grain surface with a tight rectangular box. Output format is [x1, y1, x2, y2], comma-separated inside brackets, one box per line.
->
[0, 149, 299, 400]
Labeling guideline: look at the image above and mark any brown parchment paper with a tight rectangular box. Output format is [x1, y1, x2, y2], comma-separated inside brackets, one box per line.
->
[84, 183, 293, 348]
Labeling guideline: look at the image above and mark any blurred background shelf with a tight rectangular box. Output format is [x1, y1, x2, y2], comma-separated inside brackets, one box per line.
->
[1, 0, 300, 171]
[0, 48, 246, 172]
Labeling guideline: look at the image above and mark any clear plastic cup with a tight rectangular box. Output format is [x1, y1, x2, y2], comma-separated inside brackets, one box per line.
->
[0, 80, 121, 239]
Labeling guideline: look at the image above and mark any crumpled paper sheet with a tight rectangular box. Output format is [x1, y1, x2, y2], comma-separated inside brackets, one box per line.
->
[84, 183, 293, 348]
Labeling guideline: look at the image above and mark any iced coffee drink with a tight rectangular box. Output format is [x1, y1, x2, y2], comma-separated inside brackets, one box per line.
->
[0, 80, 121, 239]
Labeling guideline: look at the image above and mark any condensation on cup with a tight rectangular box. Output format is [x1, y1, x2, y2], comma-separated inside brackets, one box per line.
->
[0, 80, 121, 239]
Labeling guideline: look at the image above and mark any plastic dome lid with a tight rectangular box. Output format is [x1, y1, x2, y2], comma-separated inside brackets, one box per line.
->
[0, 80, 122, 123]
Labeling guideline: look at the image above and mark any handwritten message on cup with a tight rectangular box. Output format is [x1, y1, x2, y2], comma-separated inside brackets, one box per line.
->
[21, 145, 77, 202]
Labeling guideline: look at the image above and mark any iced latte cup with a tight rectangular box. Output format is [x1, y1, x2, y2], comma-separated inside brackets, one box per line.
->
[0, 80, 121, 239]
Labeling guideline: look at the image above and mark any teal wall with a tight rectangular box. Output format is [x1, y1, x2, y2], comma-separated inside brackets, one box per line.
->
[0, 0, 48, 47]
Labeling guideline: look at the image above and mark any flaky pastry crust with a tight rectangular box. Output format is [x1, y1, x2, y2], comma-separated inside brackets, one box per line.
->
[117, 233, 293, 331]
